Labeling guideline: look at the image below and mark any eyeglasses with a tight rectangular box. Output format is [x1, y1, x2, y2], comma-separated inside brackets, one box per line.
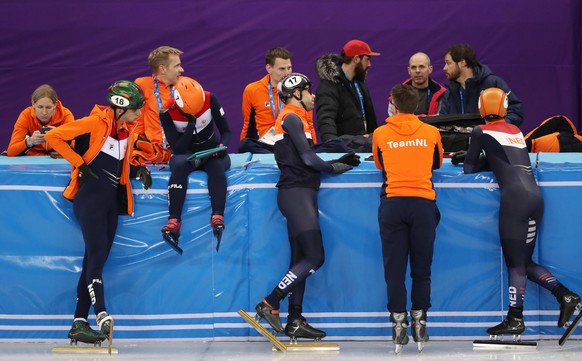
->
[303, 86, 312, 95]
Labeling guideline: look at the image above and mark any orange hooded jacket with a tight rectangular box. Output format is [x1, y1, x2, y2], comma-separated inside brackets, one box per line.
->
[7, 100, 74, 156]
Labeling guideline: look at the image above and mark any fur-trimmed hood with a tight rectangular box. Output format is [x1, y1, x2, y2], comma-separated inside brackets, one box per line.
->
[315, 53, 342, 82]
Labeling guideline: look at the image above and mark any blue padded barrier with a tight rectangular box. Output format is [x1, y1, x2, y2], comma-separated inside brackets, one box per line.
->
[0, 153, 580, 341]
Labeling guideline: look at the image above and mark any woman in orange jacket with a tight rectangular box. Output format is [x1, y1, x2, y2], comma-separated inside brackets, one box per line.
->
[7, 84, 74, 156]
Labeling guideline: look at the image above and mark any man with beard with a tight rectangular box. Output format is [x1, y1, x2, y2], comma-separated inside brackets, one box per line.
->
[395, 52, 445, 116]
[440, 44, 523, 126]
[315, 40, 380, 152]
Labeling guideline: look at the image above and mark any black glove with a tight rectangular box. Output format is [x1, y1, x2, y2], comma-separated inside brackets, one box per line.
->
[78, 163, 98, 185]
[330, 162, 353, 174]
[136, 165, 152, 190]
[332, 152, 361, 166]
[451, 151, 467, 166]
[178, 107, 197, 124]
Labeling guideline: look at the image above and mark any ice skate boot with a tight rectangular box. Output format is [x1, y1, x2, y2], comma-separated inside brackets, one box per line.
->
[558, 291, 581, 328]
[285, 318, 326, 343]
[210, 214, 225, 251]
[255, 299, 284, 334]
[161, 218, 183, 255]
[96, 311, 113, 336]
[391, 312, 409, 354]
[487, 316, 525, 342]
[410, 309, 428, 352]
[68, 320, 106, 346]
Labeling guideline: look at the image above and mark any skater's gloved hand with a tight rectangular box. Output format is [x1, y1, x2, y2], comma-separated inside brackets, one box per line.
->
[330, 162, 353, 174]
[78, 163, 98, 185]
[178, 107, 197, 124]
[211, 144, 227, 159]
[136, 165, 152, 190]
[451, 150, 467, 165]
[330, 152, 361, 166]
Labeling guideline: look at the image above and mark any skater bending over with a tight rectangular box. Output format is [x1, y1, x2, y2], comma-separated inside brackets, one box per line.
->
[255, 73, 360, 341]
[159, 77, 232, 251]
[452, 88, 580, 337]
[45, 81, 152, 344]
[372, 84, 443, 352]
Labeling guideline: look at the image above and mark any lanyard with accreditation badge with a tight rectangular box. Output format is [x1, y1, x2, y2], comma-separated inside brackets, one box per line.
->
[268, 79, 284, 119]
[153, 76, 175, 147]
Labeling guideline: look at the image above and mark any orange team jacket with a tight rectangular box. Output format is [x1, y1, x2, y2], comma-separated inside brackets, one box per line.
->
[241, 74, 317, 142]
[7, 100, 74, 156]
[44, 105, 139, 215]
[372, 113, 443, 200]
[133, 76, 172, 162]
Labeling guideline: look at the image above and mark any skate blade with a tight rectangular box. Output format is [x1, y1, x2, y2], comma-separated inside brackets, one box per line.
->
[273, 343, 340, 352]
[238, 309, 287, 352]
[395, 344, 404, 354]
[107, 318, 114, 355]
[473, 339, 537, 350]
[559, 306, 582, 346]
[214, 227, 223, 252]
[162, 233, 184, 255]
[52, 346, 119, 354]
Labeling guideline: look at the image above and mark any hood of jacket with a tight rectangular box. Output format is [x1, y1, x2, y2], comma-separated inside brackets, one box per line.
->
[315, 53, 343, 83]
[385, 113, 424, 136]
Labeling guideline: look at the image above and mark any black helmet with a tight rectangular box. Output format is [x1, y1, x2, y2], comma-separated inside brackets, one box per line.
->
[277, 73, 312, 102]
[107, 80, 145, 110]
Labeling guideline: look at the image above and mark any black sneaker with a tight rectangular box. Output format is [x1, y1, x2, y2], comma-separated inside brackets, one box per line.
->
[487, 316, 525, 335]
[558, 292, 580, 328]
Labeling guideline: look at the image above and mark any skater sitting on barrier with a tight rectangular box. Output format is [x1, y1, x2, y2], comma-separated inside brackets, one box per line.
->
[372, 84, 443, 353]
[158, 76, 232, 254]
[451, 88, 580, 338]
[45, 80, 152, 345]
[254, 73, 360, 341]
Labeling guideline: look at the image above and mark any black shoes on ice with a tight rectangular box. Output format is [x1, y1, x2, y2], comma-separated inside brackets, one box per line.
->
[285, 318, 326, 340]
[68, 320, 106, 345]
[487, 316, 525, 336]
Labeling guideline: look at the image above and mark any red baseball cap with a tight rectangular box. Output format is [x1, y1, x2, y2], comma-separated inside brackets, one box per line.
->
[343, 40, 380, 57]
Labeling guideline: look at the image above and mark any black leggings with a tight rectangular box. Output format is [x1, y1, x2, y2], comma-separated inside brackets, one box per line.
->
[276, 187, 325, 306]
[167, 154, 231, 219]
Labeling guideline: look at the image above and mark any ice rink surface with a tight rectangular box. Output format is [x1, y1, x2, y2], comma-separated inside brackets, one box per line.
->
[1, 340, 581, 361]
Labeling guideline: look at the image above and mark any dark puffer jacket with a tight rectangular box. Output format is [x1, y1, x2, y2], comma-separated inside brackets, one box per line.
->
[315, 54, 377, 142]
[440, 64, 524, 126]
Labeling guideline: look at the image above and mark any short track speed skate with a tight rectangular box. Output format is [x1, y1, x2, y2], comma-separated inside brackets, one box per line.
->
[559, 301, 582, 346]
[161, 218, 183, 255]
[282, 318, 340, 352]
[238, 309, 287, 352]
[210, 214, 224, 252]
[52, 319, 118, 354]
[97, 311, 115, 355]
[473, 316, 536, 350]
[391, 312, 409, 354]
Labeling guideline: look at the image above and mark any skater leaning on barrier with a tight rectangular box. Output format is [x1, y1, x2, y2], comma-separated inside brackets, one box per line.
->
[451, 88, 580, 338]
[158, 77, 232, 253]
[254, 73, 360, 341]
[372, 84, 443, 353]
[45, 80, 152, 344]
